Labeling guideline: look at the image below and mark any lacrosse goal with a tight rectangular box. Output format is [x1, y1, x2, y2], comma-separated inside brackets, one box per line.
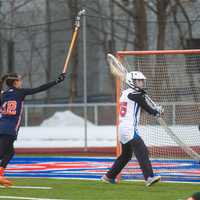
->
[115, 50, 200, 182]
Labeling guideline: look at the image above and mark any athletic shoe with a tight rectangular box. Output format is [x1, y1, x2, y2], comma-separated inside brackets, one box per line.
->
[145, 175, 161, 187]
[101, 175, 116, 184]
[0, 176, 13, 187]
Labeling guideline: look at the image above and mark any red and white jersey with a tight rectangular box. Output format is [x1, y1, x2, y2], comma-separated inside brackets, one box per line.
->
[119, 88, 141, 144]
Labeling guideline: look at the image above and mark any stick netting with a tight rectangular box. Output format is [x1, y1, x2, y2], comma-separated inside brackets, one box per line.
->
[116, 50, 200, 181]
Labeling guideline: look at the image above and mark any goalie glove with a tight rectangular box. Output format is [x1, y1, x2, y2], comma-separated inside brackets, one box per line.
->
[155, 105, 164, 117]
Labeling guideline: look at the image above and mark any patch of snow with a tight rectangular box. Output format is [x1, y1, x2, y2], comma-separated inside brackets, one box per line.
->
[40, 111, 94, 127]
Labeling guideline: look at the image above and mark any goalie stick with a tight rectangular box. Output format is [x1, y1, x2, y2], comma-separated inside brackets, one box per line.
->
[107, 53, 200, 161]
[62, 9, 86, 73]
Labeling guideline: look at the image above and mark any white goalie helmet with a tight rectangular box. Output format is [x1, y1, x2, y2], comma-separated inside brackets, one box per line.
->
[126, 71, 146, 89]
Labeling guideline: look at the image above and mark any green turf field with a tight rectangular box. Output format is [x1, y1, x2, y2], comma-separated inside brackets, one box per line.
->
[0, 178, 199, 200]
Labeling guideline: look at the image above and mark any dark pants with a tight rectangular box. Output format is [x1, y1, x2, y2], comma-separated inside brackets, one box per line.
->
[106, 136, 154, 180]
[0, 135, 15, 169]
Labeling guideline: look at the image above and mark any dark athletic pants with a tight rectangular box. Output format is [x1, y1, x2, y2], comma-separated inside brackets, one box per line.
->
[0, 135, 15, 169]
[106, 136, 154, 180]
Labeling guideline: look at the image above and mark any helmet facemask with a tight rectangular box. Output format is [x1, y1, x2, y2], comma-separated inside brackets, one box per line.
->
[135, 79, 146, 90]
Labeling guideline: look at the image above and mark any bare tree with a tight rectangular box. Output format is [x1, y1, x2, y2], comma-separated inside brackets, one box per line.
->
[172, 0, 199, 102]
[133, 0, 148, 51]
[153, 0, 171, 100]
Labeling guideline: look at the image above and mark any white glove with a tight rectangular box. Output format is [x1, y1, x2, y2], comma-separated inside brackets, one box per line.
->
[155, 105, 164, 116]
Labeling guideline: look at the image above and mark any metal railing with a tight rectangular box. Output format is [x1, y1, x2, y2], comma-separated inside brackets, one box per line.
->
[23, 102, 117, 126]
[22, 102, 199, 150]
[23, 101, 199, 126]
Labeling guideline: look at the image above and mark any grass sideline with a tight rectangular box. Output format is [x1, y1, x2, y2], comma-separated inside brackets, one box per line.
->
[0, 178, 199, 200]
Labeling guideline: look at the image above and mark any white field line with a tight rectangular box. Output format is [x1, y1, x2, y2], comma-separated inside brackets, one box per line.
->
[0, 186, 52, 189]
[124, 179, 200, 184]
[0, 196, 65, 200]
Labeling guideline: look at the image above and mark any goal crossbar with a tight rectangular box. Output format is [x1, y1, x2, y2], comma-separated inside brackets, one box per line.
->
[117, 49, 200, 56]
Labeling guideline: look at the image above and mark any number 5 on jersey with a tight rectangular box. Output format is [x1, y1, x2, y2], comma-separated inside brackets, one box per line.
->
[120, 102, 127, 117]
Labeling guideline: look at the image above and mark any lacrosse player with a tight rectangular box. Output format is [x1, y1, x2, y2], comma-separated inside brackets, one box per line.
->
[102, 71, 163, 186]
[187, 192, 200, 200]
[0, 73, 66, 186]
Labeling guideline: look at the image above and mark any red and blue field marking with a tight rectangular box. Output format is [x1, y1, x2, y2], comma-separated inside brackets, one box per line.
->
[5, 157, 200, 183]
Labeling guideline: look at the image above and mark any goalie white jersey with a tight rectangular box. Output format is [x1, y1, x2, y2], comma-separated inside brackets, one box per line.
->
[119, 88, 141, 144]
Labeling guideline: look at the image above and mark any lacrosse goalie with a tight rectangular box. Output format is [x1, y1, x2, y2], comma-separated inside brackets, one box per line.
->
[102, 71, 163, 186]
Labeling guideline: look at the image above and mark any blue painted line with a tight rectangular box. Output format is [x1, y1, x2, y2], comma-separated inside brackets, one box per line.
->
[7, 173, 101, 179]
[5, 156, 200, 183]
[10, 157, 115, 163]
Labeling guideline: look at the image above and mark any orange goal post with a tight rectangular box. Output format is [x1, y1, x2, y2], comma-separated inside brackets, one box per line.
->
[115, 49, 200, 179]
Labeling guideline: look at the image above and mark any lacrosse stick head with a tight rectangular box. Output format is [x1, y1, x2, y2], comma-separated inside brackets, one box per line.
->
[75, 9, 86, 28]
[107, 53, 127, 81]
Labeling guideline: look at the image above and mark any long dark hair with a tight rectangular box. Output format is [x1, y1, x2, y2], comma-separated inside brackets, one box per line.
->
[0, 73, 21, 94]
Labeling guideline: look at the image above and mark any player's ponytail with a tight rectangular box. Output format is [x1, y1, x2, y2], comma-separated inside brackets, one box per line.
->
[0, 74, 9, 95]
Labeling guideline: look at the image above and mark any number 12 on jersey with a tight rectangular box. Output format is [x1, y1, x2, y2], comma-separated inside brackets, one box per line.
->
[2, 101, 17, 115]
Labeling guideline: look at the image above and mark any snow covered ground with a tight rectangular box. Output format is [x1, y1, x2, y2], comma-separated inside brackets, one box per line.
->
[15, 126, 116, 147]
[40, 111, 94, 127]
[15, 111, 200, 148]
[15, 125, 200, 148]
